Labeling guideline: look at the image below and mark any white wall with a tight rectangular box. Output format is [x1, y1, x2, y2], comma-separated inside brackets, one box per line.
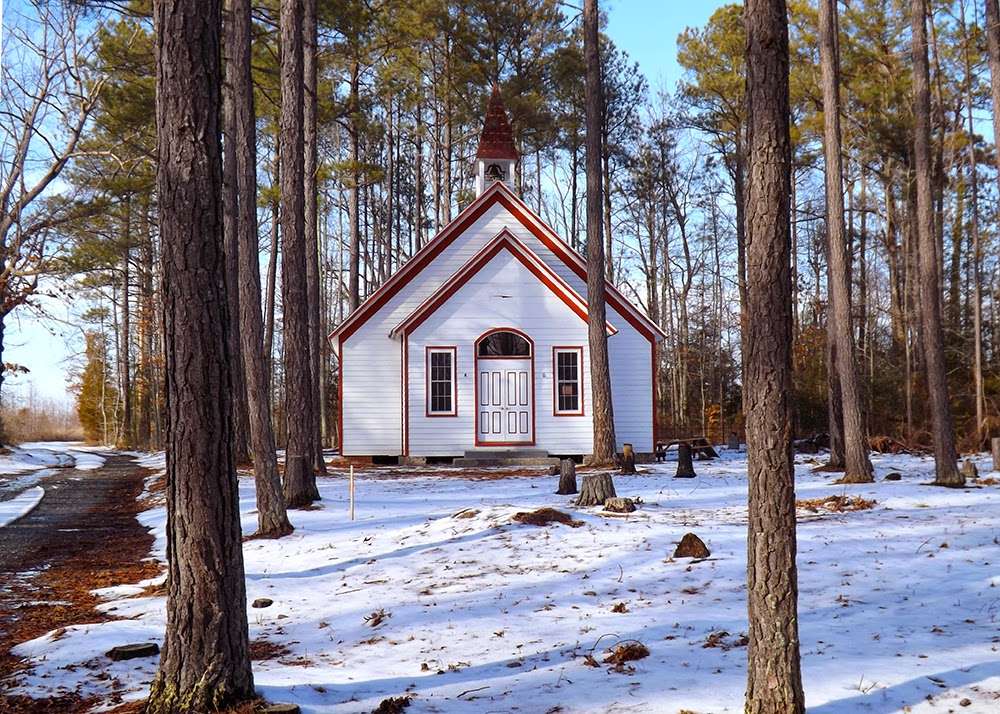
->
[406, 252, 593, 456]
[340, 198, 655, 456]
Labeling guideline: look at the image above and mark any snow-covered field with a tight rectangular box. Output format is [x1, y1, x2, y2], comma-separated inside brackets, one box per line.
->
[8, 449, 1000, 713]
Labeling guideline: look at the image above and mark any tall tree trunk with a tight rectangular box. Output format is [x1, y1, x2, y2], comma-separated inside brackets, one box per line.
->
[147, 0, 254, 709]
[818, 0, 872, 482]
[118, 205, 134, 449]
[825, 297, 845, 466]
[347, 61, 361, 312]
[265, 199, 279, 374]
[584, 0, 617, 467]
[227, 0, 292, 538]
[303, 0, 326, 476]
[988, 0, 1000, 204]
[911, 0, 963, 487]
[222, 35, 251, 466]
[280, 0, 320, 506]
[743, 0, 806, 710]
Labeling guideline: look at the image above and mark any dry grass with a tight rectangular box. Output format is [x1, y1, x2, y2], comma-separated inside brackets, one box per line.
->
[512, 508, 583, 528]
[796, 495, 877, 513]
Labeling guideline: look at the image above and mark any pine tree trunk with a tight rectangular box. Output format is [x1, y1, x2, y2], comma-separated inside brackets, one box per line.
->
[743, 1, 806, 710]
[279, 0, 320, 506]
[226, 0, 292, 538]
[147, 0, 254, 709]
[303, 0, 327, 477]
[583, 0, 617, 468]
[221, 35, 251, 466]
[348, 62, 361, 312]
[818, 0, 872, 483]
[911, 0, 963, 487]
[988, 0, 1000, 207]
[118, 217, 134, 449]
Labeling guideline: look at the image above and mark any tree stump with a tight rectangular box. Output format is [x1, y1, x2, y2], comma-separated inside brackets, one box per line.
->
[556, 459, 578, 495]
[727, 432, 740, 451]
[992, 437, 1000, 472]
[961, 459, 979, 480]
[620, 443, 636, 474]
[577, 472, 616, 506]
[675, 443, 696, 478]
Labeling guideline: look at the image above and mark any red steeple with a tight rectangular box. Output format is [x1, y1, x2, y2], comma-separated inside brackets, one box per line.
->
[476, 85, 519, 161]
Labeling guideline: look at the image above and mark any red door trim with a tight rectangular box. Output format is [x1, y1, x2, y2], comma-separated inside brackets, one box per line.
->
[474, 328, 536, 447]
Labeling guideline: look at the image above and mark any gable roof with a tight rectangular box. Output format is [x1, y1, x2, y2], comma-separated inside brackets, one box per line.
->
[476, 85, 519, 161]
[390, 229, 616, 339]
[329, 181, 666, 347]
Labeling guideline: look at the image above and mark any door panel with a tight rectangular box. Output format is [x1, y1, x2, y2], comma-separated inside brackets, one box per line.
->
[477, 357, 532, 443]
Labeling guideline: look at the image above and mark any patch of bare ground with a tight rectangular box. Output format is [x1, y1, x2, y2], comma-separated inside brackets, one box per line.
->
[512, 508, 583, 528]
[250, 638, 293, 661]
[796, 495, 876, 513]
[0, 456, 162, 712]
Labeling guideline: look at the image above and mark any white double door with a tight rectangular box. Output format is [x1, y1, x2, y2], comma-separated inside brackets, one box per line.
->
[477, 358, 533, 444]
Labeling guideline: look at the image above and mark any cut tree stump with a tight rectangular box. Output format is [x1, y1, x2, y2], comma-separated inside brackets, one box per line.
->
[577, 472, 617, 506]
[556, 459, 578, 495]
[604, 497, 636, 513]
[727, 432, 740, 450]
[620, 443, 636, 474]
[992, 437, 1000, 472]
[961, 459, 979, 480]
[675, 443, 696, 478]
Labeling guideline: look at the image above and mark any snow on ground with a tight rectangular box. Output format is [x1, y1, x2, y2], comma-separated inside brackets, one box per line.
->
[0, 486, 45, 527]
[8, 450, 1000, 713]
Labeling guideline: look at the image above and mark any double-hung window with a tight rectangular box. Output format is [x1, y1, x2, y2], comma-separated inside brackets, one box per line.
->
[427, 347, 457, 416]
[553, 347, 583, 415]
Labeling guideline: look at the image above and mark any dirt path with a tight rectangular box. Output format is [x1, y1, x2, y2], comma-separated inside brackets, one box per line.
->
[0, 452, 160, 713]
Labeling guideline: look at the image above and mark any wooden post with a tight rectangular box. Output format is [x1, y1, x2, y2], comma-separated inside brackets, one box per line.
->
[349, 464, 355, 521]
[620, 443, 636, 474]
[992, 437, 1000, 472]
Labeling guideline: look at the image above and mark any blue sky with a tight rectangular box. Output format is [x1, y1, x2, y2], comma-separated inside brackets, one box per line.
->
[4, 1, 732, 406]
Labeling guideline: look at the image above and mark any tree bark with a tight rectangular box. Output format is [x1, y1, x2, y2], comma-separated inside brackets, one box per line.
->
[743, 0, 806, 710]
[226, 0, 292, 537]
[303, 0, 327, 477]
[347, 61, 361, 312]
[576, 472, 616, 507]
[147, 0, 254, 709]
[583, 0, 617, 468]
[279, 0, 320, 506]
[911, 0, 963, 487]
[988, 0, 1000, 211]
[557, 459, 578, 495]
[675, 443, 696, 478]
[222, 28, 251, 466]
[818, 0, 873, 482]
[620, 443, 636, 474]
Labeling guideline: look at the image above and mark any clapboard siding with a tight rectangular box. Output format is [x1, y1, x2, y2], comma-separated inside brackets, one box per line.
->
[407, 253, 593, 456]
[340, 199, 654, 456]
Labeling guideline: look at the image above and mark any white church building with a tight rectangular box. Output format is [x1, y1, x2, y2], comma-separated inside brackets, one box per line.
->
[329, 87, 665, 462]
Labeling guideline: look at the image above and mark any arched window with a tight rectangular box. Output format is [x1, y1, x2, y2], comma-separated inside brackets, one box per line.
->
[477, 330, 531, 357]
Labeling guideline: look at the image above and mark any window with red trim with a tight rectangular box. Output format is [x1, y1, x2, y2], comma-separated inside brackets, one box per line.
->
[553, 347, 583, 415]
[427, 347, 457, 416]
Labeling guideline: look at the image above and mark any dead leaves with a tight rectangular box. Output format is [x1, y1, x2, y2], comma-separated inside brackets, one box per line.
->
[796, 495, 877, 513]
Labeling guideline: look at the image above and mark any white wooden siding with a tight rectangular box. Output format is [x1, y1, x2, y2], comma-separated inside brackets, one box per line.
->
[406, 252, 593, 456]
[340, 200, 654, 456]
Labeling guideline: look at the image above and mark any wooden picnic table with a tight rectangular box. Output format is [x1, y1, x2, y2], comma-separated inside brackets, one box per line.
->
[655, 436, 719, 462]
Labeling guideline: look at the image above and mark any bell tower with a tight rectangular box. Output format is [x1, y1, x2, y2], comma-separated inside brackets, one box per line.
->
[475, 85, 519, 196]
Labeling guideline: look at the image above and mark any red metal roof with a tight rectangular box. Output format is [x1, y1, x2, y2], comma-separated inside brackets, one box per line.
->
[476, 85, 519, 161]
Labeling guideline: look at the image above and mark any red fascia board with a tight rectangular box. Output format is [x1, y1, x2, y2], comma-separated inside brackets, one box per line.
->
[329, 182, 663, 346]
[392, 231, 615, 338]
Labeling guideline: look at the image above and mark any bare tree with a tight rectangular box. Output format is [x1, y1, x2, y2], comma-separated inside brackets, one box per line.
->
[225, 0, 293, 537]
[280, 0, 320, 506]
[743, 0, 806, 710]
[147, 0, 254, 709]
[818, 0, 872, 482]
[0, 2, 104, 444]
[584, 0, 617, 468]
[911, 0, 963, 487]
